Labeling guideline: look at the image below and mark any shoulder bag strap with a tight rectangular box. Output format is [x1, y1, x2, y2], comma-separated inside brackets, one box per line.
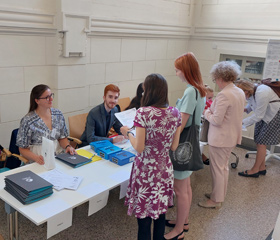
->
[191, 88, 198, 127]
[269, 100, 280, 103]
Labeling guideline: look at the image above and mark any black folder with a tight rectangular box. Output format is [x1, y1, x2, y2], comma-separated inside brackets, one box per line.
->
[4, 170, 53, 204]
[56, 153, 91, 168]
[5, 170, 53, 194]
[5, 186, 53, 205]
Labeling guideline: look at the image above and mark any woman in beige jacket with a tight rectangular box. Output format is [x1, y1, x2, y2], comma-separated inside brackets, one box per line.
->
[198, 61, 246, 209]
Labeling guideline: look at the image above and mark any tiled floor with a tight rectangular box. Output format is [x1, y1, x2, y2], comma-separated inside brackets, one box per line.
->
[0, 146, 279, 240]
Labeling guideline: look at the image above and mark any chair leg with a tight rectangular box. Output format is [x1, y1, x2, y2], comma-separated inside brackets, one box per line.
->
[245, 149, 270, 158]
[265, 145, 280, 162]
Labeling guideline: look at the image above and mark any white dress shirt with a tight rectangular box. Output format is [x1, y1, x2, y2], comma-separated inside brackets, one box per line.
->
[243, 84, 280, 127]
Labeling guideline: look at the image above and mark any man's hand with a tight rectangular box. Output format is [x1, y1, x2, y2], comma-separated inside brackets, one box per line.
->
[112, 135, 125, 143]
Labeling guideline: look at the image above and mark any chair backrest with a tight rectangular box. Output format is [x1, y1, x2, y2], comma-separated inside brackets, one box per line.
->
[68, 113, 88, 139]
[6, 129, 21, 169]
[118, 97, 131, 111]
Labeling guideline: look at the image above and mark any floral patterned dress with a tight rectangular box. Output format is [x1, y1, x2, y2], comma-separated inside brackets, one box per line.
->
[125, 106, 181, 219]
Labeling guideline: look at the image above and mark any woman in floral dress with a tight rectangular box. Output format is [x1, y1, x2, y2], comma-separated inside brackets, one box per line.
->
[121, 74, 181, 240]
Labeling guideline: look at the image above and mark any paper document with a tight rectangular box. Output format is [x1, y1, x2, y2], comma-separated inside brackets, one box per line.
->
[115, 108, 136, 130]
[76, 149, 102, 163]
[47, 209, 72, 239]
[88, 190, 109, 216]
[42, 137, 56, 170]
[40, 169, 83, 191]
[114, 139, 131, 149]
[76, 149, 94, 158]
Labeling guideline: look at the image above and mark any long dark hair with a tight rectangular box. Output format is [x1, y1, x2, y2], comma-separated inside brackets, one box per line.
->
[141, 74, 169, 108]
[29, 84, 50, 112]
[125, 83, 144, 110]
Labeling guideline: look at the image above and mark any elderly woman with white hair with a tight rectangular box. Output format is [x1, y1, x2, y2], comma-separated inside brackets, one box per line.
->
[198, 61, 246, 209]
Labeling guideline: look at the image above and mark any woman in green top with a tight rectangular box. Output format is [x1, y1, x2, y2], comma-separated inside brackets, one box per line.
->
[164, 53, 206, 240]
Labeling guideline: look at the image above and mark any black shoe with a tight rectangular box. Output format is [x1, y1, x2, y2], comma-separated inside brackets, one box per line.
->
[165, 220, 189, 232]
[238, 170, 259, 178]
[258, 169, 267, 175]
[203, 159, 209, 165]
[163, 231, 184, 240]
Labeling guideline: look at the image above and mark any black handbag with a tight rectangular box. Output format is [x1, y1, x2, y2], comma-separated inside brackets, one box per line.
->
[169, 89, 204, 171]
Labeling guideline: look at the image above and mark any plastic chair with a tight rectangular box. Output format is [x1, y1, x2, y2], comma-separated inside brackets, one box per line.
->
[117, 97, 131, 111]
[68, 113, 88, 148]
[245, 144, 280, 162]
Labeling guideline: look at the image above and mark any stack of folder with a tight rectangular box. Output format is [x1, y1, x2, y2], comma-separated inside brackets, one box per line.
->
[56, 153, 92, 168]
[4, 170, 53, 205]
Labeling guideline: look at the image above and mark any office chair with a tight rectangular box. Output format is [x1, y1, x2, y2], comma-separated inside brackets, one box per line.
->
[245, 144, 280, 162]
[0, 130, 29, 173]
[68, 113, 88, 148]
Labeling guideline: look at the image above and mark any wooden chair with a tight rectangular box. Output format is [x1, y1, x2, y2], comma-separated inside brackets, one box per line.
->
[117, 97, 131, 111]
[0, 144, 28, 173]
[68, 113, 88, 147]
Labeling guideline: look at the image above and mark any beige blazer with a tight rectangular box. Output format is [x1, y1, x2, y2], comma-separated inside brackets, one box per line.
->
[205, 83, 246, 148]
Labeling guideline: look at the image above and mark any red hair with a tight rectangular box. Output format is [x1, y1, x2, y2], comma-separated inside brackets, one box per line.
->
[175, 52, 206, 97]
[104, 84, 120, 96]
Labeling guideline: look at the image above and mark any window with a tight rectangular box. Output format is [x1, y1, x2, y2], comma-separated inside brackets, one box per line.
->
[221, 54, 265, 81]
[217, 54, 265, 92]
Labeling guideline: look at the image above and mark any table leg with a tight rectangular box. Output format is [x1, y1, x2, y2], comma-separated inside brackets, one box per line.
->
[5, 202, 19, 240]
[14, 211, 19, 240]
[8, 213, 13, 240]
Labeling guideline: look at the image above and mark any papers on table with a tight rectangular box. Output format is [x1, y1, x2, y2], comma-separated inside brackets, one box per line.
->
[40, 169, 83, 191]
[114, 139, 138, 155]
[114, 139, 131, 149]
[76, 149, 102, 163]
[115, 108, 136, 135]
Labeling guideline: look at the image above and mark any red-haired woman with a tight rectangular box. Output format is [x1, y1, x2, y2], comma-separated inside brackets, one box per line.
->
[164, 53, 206, 240]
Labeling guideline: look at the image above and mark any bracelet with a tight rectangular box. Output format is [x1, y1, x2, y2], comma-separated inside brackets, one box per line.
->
[65, 144, 71, 150]
[126, 131, 135, 137]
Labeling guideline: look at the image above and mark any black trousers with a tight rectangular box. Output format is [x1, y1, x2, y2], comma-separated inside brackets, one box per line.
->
[137, 214, 165, 240]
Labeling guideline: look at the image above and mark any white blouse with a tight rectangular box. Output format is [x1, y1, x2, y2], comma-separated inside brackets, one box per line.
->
[243, 84, 280, 127]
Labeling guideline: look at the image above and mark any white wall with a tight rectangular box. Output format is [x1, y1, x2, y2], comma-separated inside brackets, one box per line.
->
[1, 0, 280, 147]
[0, 0, 189, 147]
[189, 0, 280, 141]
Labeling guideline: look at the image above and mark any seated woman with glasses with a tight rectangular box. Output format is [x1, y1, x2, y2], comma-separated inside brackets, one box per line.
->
[16, 84, 75, 165]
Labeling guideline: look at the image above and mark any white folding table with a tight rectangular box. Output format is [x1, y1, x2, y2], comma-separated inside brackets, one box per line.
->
[0, 145, 132, 240]
[0, 143, 206, 239]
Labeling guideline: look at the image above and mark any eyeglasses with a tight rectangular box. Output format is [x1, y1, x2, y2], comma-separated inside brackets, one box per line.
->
[37, 93, 54, 101]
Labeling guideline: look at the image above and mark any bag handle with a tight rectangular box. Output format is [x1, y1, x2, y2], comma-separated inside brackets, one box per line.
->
[191, 88, 198, 127]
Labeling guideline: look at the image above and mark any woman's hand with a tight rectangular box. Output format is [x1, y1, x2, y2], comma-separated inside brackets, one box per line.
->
[65, 145, 76, 155]
[120, 126, 130, 139]
[36, 155, 45, 165]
